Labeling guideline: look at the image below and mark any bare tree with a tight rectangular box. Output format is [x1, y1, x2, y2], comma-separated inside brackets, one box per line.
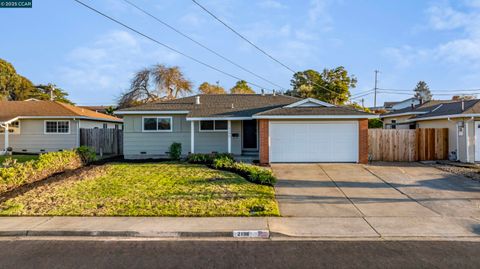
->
[118, 65, 192, 108]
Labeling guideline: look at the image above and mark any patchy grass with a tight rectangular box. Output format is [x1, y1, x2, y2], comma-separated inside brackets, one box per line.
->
[0, 163, 279, 216]
[0, 155, 38, 164]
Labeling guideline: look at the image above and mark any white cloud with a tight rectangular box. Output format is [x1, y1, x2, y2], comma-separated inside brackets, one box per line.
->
[258, 0, 288, 9]
[308, 0, 333, 30]
[384, 1, 480, 68]
[427, 4, 471, 30]
[57, 30, 179, 104]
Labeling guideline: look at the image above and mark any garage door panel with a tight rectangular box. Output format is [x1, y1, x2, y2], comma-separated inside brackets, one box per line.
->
[269, 121, 358, 163]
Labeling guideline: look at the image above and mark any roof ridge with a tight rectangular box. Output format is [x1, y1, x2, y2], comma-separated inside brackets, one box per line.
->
[54, 101, 82, 116]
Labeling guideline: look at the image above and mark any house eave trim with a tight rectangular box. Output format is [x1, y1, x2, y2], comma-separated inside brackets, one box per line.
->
[252, 115, 378, 119]
[186, 117, 252, 121]
[408, 113, 480, 122]
[379, 112, 426, 118]
[1, 116, 122, 123]
[284, 98, 334, 108]
[115, 110, 190, 115]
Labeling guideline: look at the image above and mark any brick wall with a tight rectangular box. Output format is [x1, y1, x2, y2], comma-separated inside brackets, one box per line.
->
[259, 119, 269, 164]
[358, 119, 368, 164]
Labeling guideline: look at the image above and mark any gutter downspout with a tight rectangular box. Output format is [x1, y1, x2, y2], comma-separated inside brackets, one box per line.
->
[466, 117, 474, 163]
[448, 117, 459, 161]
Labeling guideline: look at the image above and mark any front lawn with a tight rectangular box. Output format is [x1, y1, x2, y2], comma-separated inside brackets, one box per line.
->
[0, 163, 279, 216]
[0, 154, 38, 164]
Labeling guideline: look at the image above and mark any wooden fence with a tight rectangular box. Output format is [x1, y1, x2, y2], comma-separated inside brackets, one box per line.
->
[80, 128, 123, 156]
[368, 128, 448, 162]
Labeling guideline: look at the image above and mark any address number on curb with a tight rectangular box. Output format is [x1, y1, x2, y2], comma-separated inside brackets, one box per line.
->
[233, 230, 269, 238]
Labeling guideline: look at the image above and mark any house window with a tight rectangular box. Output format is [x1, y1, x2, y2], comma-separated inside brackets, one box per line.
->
[45, 121, 70, 134]
[103, 123, 108, 129]
[199, 120, 228, 131]
[391, 120, 396, 129]
[142, 117, 172, 132]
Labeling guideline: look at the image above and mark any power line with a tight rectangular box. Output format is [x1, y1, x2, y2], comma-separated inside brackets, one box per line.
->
[350, 92, 375, 100]
[120, 0, 288, 91]
[378, 90, 480, 96]
[379, 88, 480, 93]
[191, 0, 344, 100]
[350, 89, 375, 97]
[73, 0, 270, 90]
[191, 0, 296, 74]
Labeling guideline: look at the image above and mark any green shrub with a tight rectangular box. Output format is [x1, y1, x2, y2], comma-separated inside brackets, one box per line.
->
[0, 150, 83, 194]
[169, 142, 182, 161]
[212, 156, 235, 169]
[187, 153, 213, 164]
[187, 152, 234, 165]
[368, 118, 383, 129]
[76, 146, 97, 164]
[211, 158, 275, 186]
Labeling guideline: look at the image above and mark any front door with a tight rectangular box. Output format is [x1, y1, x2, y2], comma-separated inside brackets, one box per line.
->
[243, 120, 257, 149]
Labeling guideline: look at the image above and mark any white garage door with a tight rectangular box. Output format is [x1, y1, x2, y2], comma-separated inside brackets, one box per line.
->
[269, 121, 358, 163]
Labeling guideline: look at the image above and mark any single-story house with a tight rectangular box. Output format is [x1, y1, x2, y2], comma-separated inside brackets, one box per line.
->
[0, 100, 123, 154]
[384, 97, 420, 111]
[115, 94, 376, 164]
[380, 99, 480, 163]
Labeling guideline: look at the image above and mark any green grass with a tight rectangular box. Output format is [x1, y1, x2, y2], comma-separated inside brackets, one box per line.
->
[0, 163, 279, 216]
[0, 154, 38, 164]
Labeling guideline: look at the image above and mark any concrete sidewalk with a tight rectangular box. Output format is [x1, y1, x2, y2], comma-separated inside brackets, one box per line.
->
[1, 216, 479, 239]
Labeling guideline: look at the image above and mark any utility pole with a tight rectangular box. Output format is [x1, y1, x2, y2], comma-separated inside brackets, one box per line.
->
[361, 98, 365, 108]
[49, 84, 55, 101]
[374, 70, 379, 108]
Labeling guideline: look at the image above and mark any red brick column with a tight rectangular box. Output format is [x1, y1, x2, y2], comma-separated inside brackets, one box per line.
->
[259, 119, 269, 165]
[358, 119, 368, 164]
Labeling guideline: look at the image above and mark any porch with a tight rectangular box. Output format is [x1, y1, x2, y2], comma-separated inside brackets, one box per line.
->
[188, 119, 259, 158]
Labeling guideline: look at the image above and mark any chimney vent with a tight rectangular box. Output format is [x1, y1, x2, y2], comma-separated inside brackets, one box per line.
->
[273, 90, 276, 96]
[462, 100, 465, 111]
[261, 89, 265, 96]
[195, 96, 201, 105]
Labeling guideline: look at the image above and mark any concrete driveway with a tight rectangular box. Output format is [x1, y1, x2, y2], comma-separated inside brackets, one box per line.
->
[271, 163, 480, 237]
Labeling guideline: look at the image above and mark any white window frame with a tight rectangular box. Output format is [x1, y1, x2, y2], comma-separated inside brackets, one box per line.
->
[142, 116, 173, 132]
[44, 120, 71, 134]
[199, 120, 228, 132]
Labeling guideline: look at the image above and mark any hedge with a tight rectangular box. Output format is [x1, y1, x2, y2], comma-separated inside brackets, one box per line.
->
[211, 156, 276, 186]
[0, 146, 96, 194]
[186, 153, 234, 165]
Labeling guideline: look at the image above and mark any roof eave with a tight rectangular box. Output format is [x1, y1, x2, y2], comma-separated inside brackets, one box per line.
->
[408, 113, 480, 122]
[115, 110, 190, 115]
[379, 111, 426, 118]
[252, 115, 378, 119]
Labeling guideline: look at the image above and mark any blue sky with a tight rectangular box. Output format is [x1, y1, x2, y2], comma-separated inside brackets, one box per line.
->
[1, 0, 480, 106]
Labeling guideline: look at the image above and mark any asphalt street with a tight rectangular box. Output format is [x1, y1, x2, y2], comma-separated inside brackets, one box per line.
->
[0, 239, 479, 269]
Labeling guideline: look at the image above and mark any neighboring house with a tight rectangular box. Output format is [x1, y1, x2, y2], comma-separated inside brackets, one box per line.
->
[115, 94, 376, 164]
[384, 97, 421, 111]
[0, 101, 123, 154]
[79, 105, 114, 115]
[380, 99, 480, 163]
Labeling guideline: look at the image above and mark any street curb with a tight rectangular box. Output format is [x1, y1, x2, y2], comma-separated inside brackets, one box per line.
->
[0, 230, 265, 238]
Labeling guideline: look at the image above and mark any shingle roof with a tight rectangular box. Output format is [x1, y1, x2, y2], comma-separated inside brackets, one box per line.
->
[0, 101, 122, 123]
[118, 94, 300, 113]
[117, 94, 375, 118]
[412, 99, 480, 119]
[254, 106, 372, 116]
[381, 100, 455, 117]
